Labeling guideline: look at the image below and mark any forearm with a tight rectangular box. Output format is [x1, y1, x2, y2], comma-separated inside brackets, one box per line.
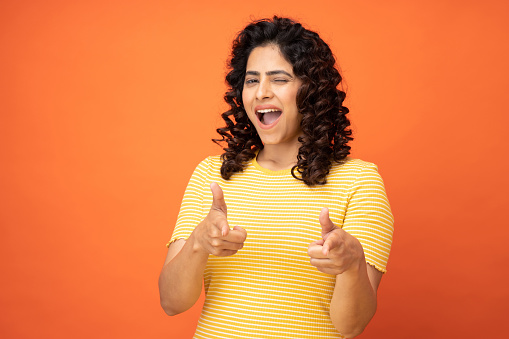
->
[158, 234, 209, 316]
[329, 260, 377, 338]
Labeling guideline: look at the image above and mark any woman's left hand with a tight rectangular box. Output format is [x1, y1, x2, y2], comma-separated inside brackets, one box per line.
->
[308, 207, 365, 276]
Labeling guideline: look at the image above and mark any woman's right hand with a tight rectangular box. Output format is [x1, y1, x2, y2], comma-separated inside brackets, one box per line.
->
[191, 182, 247, 256]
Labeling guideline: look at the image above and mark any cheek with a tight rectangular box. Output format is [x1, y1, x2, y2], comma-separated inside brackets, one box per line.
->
[289, 82, 302, 106]
[241, 88, 250, 106]
[242, 90, 255, 119]
[281, 88, 299, 107]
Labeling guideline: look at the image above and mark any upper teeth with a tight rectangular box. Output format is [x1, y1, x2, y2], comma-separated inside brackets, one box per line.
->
[257, 108, 280, 113]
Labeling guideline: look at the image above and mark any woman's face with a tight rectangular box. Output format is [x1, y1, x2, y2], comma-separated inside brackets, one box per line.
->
[242, 45, 303, 147]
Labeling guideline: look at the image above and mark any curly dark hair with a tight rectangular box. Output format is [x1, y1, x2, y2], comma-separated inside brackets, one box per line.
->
[213, 16, 352, 185]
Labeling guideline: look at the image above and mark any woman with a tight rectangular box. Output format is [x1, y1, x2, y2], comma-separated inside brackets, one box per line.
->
[159, 17, 394, 339]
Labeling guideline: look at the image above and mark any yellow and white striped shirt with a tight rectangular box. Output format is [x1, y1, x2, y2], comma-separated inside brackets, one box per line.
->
[168, 155, 394, 338]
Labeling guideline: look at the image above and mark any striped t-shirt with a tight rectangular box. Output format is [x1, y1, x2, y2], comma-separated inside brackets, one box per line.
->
[168, 155, 394, 339]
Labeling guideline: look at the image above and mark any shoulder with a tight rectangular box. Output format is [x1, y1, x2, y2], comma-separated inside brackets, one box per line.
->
[330, 157, 379, 176]
[327, 158, 386, 190]
[194, 155, 223, 171]
[186, 155, 223, 183]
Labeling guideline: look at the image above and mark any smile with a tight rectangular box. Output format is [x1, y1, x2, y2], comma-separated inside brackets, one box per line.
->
[255, 108, 282, 128]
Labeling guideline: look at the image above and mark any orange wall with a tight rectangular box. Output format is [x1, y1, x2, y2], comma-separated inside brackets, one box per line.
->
[1, 1, 508, 338]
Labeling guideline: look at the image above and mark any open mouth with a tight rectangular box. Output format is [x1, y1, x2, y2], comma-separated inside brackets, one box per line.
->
[255, 108, 282, 126]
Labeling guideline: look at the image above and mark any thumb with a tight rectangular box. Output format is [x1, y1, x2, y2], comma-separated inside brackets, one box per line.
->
[319, 207, 336, 238]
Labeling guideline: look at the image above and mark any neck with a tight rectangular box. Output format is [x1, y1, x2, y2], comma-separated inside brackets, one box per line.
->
[257, 140, 301, 171]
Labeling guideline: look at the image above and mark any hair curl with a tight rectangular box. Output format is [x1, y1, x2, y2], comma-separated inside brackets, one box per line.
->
[213, 16, 352, 185]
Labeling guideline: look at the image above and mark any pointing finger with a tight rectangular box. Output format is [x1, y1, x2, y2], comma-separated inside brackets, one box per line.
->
[224, 226, 247, 243]
[210, 182, 227, 214]
[210, 182, 229, 236]
[322, 231, 341, 256]
[308, 243, 328, 259]
[215, 218, 230, 237]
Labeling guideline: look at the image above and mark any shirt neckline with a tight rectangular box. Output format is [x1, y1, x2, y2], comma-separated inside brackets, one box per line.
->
[251, 153, 294, 176]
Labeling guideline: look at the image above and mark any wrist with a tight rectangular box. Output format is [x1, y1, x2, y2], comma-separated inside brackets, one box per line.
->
[342, 252, 367, 278]
[347, 238, 367, 273]
[188, 230, 210, 259]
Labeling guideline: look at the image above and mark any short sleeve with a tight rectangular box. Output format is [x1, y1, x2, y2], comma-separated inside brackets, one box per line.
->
[342, 162, 394, 272]
[166, 157, 211, 248]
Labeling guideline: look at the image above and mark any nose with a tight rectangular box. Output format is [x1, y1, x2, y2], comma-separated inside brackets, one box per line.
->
[256, 78, 273, 100]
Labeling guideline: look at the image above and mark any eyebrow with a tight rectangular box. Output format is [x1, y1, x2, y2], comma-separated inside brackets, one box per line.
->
[245, 70, 294, 77]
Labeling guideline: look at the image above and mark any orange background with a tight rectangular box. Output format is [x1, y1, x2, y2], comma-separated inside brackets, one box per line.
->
[1, 0, 508, 338]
